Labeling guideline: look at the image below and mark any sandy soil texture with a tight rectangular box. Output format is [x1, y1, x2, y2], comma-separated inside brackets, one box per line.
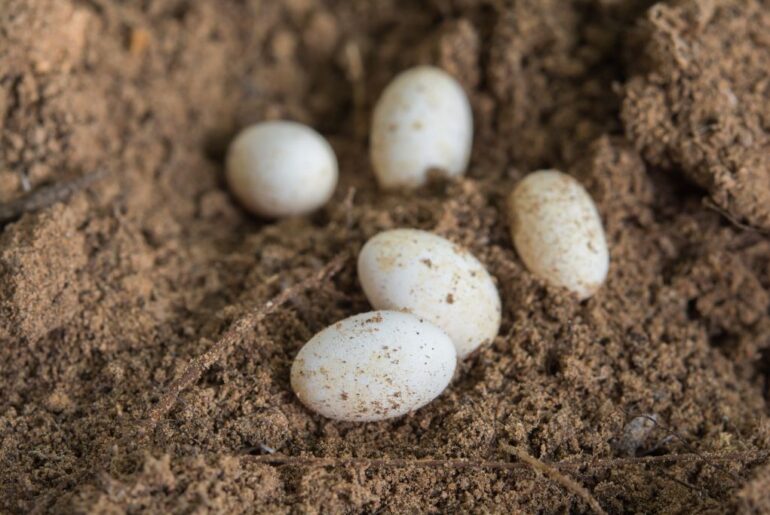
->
[1, 0, 769, 512]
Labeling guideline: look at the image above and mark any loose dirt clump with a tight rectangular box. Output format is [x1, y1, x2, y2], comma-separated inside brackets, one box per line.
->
[623, 0, 770, 230]
[1, 0, 769, 513]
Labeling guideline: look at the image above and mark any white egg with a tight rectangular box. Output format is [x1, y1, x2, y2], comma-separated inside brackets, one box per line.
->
[508, 170, 609, 300]
[291, 311, 456, 422]
[226, 120, 338, 218]
[357, 229, 501, 358]
[370, 66, 473, 189]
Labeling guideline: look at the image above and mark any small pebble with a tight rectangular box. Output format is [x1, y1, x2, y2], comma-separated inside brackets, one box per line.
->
[508, 170, 609, 299]
[616, 414, 659, 456]
[226, 121, 338, 218]
[358, 229, 501, 358]
[291, 311, 456, 422]
[370, 66, 473, 189]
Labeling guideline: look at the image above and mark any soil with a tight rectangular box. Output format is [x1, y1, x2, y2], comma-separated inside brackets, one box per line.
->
[1, 0, 769, 513]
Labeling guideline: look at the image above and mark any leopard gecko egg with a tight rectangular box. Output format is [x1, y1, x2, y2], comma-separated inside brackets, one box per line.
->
[370, 66, 473, 189]
[508, 169, 609, 300]
[291, 311, 457, 422]
[357, 229, 501, 358]
[226, 120, 338, 218]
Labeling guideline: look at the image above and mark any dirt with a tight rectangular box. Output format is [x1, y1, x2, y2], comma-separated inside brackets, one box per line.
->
[623, 0, 770, 231]
[1, 0, 769, 513]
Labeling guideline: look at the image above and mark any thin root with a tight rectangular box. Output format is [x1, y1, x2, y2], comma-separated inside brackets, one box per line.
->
[137, 253, 348, 440]
[500, 443, 608, 515]
[703, 198, 770, 235]
[242, 449, 767, 471]
[620, 409, 743, 485]
[0, 168, 108, 223]
[243, 449, 768, 509]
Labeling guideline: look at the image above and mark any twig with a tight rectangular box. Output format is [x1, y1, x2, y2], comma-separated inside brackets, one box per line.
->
[242, 449, 767, 511]
[242, 449, 767, 472]
[0, 169, 108, 223]
[703, 198, 770, 235]
[621, 410, 743, 485]
[137, 253, 348, 439]
[341, 186, 357, 229]
[500, 443, 608, 515]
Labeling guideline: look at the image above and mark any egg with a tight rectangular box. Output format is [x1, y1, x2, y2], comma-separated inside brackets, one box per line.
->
[226, 120, 338, 218]
[370, 66, 473, 189]
[508, 170, 609, 299]
[357, 229, 501, 358]
[291, 311, 457, 422]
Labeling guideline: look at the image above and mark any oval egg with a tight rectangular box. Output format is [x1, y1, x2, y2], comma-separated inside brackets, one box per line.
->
[358, 229, 501, 358]
[508, 169, 609, 299]
[370, 66, 473, 190]
[291, 311, 456, 422]
[226, 120, 338, 218]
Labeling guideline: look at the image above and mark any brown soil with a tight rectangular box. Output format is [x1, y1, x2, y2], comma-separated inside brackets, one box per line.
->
[623, 0, 770, 231]
[1, 0, 769, 513]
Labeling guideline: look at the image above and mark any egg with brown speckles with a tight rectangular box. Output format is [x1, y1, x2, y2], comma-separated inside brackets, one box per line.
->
[508, 169, 609, 299]
[290, 311, 456, 422]
[358, 229, 501, 358]
[370, 66, 473, 189]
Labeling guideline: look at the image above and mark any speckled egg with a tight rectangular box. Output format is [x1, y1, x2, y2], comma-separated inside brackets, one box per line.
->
[370, 66, 473, 189]
[357, 229, 501, 358]
[290, 311, 456, 422]
[508, 169, 609, 299]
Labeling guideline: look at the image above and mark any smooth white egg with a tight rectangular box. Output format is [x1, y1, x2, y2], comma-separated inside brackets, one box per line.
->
[508, 170, 609, 299]
[357, 229, 501, 358]
[226, 120, 338, 218]
[291, 311, 456, 422]
[370, 66, 473, 189]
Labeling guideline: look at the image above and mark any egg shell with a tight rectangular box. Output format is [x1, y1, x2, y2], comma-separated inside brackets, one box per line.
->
[508, 169, 609, 299]
[370, 66, 473, 190]
[291, 311, 456, 422]
[357, 229, 501, 358]
[226, 120, 338, 218]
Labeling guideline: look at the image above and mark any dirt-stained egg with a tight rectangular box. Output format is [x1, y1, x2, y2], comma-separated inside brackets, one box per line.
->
[370, 66, 473, 189]
[290, 311, 456, 422]
[357, 229, 501, 358]
[226, 120, 338, 218]
[508, 169, 609, 299]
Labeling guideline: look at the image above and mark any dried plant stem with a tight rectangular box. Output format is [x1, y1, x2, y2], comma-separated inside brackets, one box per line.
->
[244, 449, 767, 512]
[500, 443, 607, 515]
[703, 198, 770, 235]
[0, 168, 107, 223]
[138, 253, 347, 439]
[243, 449, 768, 473]
[619, 409, 744, 485]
